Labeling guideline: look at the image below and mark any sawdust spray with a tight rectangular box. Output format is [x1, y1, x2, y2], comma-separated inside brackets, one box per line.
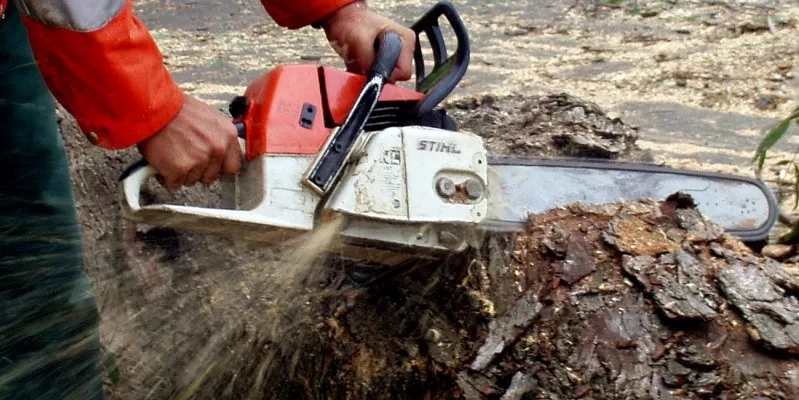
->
[174, 214, 347, 399]
[275, 213, 347, 291]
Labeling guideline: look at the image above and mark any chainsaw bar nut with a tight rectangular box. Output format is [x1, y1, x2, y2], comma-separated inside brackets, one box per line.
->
[464, 178, 484, 200]
[436, 177, 456, 198]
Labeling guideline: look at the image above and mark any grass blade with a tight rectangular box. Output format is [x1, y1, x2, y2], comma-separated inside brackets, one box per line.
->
[793, 164, 799, 210]
[753, 109, 799, 172]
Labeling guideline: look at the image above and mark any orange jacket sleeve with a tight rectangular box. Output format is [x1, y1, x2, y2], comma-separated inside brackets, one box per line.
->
[16, 0, 357, 150]
[259, 0, 357, 29]
[18, 0, 184, 150]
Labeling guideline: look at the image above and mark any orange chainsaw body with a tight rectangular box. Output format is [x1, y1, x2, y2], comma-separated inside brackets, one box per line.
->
[238, 65, 425, 161]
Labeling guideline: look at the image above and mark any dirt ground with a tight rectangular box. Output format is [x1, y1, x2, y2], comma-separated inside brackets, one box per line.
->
[55, 0, 799, 398]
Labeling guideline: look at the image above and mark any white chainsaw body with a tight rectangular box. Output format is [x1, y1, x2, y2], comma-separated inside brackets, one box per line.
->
[121, 125, 489, 262]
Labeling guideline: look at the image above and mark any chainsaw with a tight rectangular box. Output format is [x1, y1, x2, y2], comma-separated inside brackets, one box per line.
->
[119, 0, 778, 266]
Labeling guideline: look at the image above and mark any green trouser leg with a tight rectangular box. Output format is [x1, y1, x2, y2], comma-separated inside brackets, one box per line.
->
[0, 3, 104, 399]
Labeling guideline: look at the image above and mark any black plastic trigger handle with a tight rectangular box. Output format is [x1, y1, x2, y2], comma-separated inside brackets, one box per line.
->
[302, 30, 403, 195]
[371, 30, 403, 81]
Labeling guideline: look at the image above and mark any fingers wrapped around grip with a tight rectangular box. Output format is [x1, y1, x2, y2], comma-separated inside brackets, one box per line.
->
[136, 94, 242, 190]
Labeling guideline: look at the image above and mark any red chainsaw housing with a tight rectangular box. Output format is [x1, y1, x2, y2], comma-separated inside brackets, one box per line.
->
[239, 65, 425, 161]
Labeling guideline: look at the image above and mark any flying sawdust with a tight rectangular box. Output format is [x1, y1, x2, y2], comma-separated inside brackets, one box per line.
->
[170, 214, 347, 399]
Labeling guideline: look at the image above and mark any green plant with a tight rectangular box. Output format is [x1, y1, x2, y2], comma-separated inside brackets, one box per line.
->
[753, 104, 799, 243]
[103, 353, 121, 386]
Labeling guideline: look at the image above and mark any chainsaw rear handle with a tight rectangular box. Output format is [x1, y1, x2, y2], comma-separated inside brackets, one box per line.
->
[121, 162, 164, 212]
[120, 132, 248, 221]
[411, 0, 471, 115]
[118, 122, 245, 182]
[120, 161, 223, 223]
[118, 158, 315, 243]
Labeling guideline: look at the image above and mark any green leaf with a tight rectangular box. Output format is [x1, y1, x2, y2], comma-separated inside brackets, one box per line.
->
[753, 108, 799, 172]
[775, 159, 793, 166]
[103, 354, 121, 386]
[793, 164, 799, 210]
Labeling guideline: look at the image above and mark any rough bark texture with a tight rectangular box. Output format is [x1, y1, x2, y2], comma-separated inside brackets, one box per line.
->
[215, 198, 799, 400]
[57, 93, 799, 399]
[444, 93, 652, 162]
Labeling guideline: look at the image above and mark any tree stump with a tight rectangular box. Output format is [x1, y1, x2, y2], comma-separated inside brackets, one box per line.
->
[206, 196, 799, 400]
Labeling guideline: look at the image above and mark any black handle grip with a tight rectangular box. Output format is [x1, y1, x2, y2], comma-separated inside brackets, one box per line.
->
[303, 32, 404, 195]
[370, 30, 403, 81]
[410, 0, 471, 115]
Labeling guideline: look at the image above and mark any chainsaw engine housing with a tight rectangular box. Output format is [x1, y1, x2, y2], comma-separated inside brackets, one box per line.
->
[224, 62, 490, 259]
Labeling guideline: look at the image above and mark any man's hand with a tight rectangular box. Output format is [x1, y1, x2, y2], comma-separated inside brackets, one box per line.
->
[319, 1, 415, 82]
[137, 94, 242, 190]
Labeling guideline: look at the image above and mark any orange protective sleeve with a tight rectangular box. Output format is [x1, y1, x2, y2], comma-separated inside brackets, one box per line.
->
[21, 1, 184, 150]
[259, 0, 357, 29]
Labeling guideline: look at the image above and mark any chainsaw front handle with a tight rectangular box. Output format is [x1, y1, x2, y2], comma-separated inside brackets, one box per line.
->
[411, 0, 471, 115]
[371, 30, 403, 81]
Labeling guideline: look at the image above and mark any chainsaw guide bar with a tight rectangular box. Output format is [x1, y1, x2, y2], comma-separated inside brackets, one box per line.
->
[482, 157, 778, 243]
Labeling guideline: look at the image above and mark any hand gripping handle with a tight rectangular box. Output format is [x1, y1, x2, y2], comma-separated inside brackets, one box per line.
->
[119, 122, 246, 182]
[119, 131, 246, 222]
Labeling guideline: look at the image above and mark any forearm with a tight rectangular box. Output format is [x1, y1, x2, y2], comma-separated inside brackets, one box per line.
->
[16, 0, 184, 150]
